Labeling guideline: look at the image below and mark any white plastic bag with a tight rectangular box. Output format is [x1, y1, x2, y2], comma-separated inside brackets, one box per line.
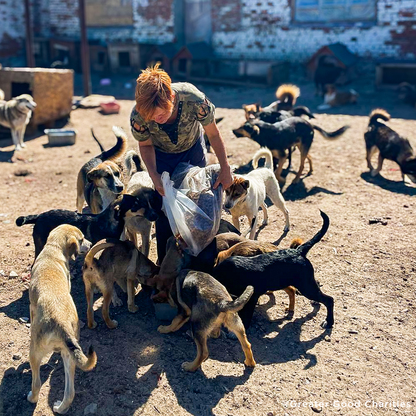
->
[162, 163, 223, 256]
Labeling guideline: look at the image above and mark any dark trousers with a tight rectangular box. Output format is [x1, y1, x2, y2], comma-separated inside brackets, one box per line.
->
[155, 137, 206, 263]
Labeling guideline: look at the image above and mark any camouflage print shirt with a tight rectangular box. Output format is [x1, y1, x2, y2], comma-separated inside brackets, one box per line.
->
[130, 82, 215, 153]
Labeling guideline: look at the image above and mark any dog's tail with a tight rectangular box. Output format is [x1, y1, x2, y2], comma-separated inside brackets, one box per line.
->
[296, 210, 329, 258]
[90, 128, 105, 153]
[16, 215, 38, 227]
[218, 285, 254, 313]
[65, 335, 97, 371]
[98, 126, 128, 162]
[369, 109, 390, 125]
[292, 106, 315, 119]
[276, 84, 300, 107]
[83, 239, 117, 269]
[124, 150, 144, 177]
[313, 124, 350, 139]
[252, 147, 273, 170]
[290, 237, 303, 249]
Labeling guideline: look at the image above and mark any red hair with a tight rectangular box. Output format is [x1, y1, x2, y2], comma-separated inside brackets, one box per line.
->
[135, 63, 173, 121]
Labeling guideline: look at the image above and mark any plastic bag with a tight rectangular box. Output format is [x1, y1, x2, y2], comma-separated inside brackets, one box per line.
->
[162, 163, 223, 256]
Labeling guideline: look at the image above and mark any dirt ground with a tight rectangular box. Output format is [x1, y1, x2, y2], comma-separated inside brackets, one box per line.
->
[0, 81, 416, 416]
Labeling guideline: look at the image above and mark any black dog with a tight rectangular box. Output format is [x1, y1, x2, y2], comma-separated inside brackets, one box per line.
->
[314, 55, 344, 97]
[233, 118, 349, 184]
[212, 211, 334, 330]
[16, 194, 158, 258]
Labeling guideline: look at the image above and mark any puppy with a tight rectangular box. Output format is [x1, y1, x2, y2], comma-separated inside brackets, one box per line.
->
[365, 109, 416, 183]
[82, 238, 159, 329]
[0, 94, 36, 151]
[215, 238, 303, 312]
[318, 84, 358, 110]
[28, 224, 96, 414]
[314, 55, 344, 97]
[158, 269, 256, 372]
[76, 126, 127, 214]
[224, 147, 290, 239]
[123, 150, 162, 256]
[233, 118, 349, 184]
[212, 211, 334, 330]
[16, 194, 146, 258]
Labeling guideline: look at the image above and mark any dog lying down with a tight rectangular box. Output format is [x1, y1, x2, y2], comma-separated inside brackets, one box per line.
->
[82, 238, 159, 329]
[158, 269, 256, 372]
[28, 225, 96, 414]
[212, 211, 334, 330]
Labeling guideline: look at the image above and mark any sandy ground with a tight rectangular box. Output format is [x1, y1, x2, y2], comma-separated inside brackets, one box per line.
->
[0, 82, 415, 416]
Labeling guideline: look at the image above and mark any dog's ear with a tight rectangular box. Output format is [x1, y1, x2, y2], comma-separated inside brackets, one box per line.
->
[242, 104, 247, 110]
[67, 236, 80, 259]
[242, 179, 250, 190]
[87, 169, 100, 182]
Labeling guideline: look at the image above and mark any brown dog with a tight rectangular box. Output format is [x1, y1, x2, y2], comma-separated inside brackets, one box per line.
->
[215, 238, 303, 312]
[28, 224, 96, 414]
[82, 238, 159, 329]
[318, 84, 358, 110]
[158, 270, 256, 372]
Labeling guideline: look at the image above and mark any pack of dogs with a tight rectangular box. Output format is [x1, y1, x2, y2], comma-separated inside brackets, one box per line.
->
[10, 81, 416, 414]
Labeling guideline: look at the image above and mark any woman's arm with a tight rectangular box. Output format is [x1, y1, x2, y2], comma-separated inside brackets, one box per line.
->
[138, 139, 165, 196]
[203, 122, 233, 190]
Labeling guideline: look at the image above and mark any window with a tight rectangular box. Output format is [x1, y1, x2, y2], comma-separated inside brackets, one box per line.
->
[294, 0, 376, 23]
[118, 51, 130, 67]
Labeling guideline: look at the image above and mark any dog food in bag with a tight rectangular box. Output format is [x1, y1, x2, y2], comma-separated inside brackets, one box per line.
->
[162, 163, 223, 256]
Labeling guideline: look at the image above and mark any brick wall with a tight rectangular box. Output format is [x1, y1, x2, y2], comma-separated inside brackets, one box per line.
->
[213, 0, 416, 61]
[0, 0, 25, 66]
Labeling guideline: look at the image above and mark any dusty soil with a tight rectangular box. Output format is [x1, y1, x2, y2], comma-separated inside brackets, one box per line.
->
[0, 82, 415, 416]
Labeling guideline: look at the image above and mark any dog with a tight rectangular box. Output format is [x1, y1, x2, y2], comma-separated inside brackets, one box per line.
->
[122, 150, 162, 256]
[224, 147, 290, 239]
[27, 224, 96, 414]
[82, 238, 159, 329]
[212, 210, 334, 330]
[233, 118, 349, 184]
[318, 84, 358, 110]
[76, 126, 127, 214]
[365, 109, 416, 183]
[157, 269, 256, 372]
[0, 94, 37, 151]
[16, 194, 145, 258]
[397, 82, 416, 108]
[314, 55, 344, 97]
[215, 238, 303, 312]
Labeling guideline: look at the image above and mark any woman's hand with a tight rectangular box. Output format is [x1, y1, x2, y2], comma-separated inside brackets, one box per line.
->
[213, 165, 233, 190]
[151, 173, 165, 196]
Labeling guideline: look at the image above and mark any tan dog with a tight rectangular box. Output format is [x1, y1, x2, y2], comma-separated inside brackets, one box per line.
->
[28, 224, 96, 414]
[215, 238, 303, 312]
[76, 126, 127, 214]
[82, 238, 159, 329]
[0, 94, 37, 151]
[318, 84, 358, 110]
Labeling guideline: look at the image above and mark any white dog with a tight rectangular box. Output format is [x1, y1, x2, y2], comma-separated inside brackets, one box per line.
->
[224, 147, 290, 239]
[0, 94, 37, 150]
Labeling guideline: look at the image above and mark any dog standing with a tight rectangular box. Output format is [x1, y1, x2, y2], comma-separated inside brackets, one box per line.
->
[0, 94, 36, 151]
[365, 109, 416, 183]
[76, 126, 127, 214]
[158, 269, 256, 372]
[82, 238, 159, 329]
[224, 147, 290, 239]
[27, 224, 96, 414]
[213, 211, 334, 330]
[318, 84, 358, 110]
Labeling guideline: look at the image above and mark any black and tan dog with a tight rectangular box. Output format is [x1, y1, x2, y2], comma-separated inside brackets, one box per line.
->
[82, 238, 159, 329]
[16, 194, 145, 258]
[158, 269, 256, 372]
[28, 224, 96, 414]
[76, 126, 127, 214]
[212, 211, 334, 330]
[365, 109, 416, 184]
[233, 118, 349, 184]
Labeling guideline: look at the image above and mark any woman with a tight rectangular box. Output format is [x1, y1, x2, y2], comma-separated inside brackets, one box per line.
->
[130, 63, 233, 262]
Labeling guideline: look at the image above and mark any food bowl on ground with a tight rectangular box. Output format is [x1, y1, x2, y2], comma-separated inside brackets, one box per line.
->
[99, 101, 121, 115]
[44, 129, 77, 146]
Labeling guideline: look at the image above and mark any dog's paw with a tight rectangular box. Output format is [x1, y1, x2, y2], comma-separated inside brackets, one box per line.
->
[15, 145, 23, 152]
[244, 358, 256, 367]
[53, 401, 69, 414]
[181, 361, 198, 372]
[370, 169, 379, 177]
[27, 391, 38, 403]
[88, 320, 98, 329]
[128, 304, 139, 313]
[107, 320, 118, 329]
[21, 142, 26, 148]
[158, 325, 170, 334]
